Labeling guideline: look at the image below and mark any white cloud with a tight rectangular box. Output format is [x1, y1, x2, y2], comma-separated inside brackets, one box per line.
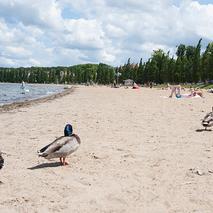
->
[0, 0, 212, 67]
[5, 46, 31, 57]
[181, 1, 213, 39]
[0, 0, 63, 29]
[63, 19, 105, 50]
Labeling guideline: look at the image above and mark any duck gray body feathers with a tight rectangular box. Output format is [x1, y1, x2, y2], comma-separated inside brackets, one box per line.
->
[38, 134, 81, 160]
[202, 107, 213, 130]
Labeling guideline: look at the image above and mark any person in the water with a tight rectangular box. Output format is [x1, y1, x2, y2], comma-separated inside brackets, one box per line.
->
[21, 81, 25, 89]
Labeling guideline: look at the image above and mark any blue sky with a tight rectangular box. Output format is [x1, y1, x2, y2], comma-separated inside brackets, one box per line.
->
[197, 0, 212, 3]
[0, 0, 213, 67]
[62, 7, 82, 20]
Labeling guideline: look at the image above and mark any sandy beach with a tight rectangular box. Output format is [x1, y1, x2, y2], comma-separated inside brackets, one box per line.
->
[0, 85, 213, 213]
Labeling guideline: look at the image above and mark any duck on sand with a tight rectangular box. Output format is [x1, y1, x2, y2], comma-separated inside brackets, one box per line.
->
[38, 124, 81, 166]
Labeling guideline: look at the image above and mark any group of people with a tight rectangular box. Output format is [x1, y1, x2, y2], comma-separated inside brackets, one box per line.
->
[112, 80, 139, 89]
[168, 84, 203, 98]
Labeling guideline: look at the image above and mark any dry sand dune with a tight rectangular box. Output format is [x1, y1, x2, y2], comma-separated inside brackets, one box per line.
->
[0, 86, 213, 213]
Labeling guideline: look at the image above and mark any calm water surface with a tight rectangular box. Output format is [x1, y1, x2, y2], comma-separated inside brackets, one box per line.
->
[0, 83, 64, 106]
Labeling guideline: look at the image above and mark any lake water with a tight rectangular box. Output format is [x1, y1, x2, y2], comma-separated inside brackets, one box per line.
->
[0, 83, 64, 106]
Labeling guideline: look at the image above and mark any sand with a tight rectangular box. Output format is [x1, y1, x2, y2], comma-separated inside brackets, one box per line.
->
[0, 85, 212, 213]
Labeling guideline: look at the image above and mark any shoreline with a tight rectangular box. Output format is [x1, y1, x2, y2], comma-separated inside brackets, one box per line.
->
[0, 86, 75, 112]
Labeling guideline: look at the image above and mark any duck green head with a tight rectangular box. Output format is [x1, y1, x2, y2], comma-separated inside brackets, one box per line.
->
[64, 124, 73, 136]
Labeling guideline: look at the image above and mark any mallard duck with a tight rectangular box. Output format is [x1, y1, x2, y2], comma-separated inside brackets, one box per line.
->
[202, 107, 213, 130]
[0, 151, 4, 170]
[38, 124, 81, 166]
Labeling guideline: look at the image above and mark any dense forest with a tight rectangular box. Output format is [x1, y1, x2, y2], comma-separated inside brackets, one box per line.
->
[117, 39, 213, 84]
[0, 63, 115, 85]
[0, 39, 213, 85]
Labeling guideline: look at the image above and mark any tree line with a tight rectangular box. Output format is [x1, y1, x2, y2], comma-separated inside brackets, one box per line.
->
[0, 63, 115, 85]
[0, 39, 212, 85]
[116, 39, 213, 84]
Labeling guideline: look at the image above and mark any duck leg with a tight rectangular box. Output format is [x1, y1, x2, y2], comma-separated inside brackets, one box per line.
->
[59, 157, 63, 164]
[62, 157, 69, 166]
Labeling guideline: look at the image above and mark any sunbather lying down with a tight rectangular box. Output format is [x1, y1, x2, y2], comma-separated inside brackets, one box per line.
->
[168, 84, 203, 98]
[190, 88, 203, 97]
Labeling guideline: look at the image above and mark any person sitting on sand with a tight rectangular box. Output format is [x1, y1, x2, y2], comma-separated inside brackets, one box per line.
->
[132, 82, 139, 89]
